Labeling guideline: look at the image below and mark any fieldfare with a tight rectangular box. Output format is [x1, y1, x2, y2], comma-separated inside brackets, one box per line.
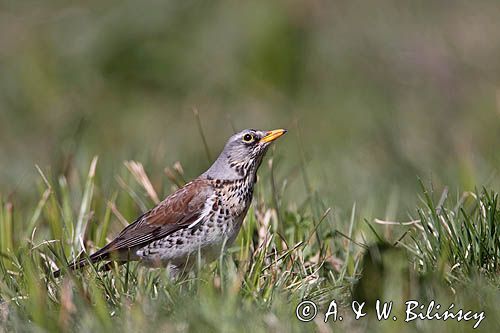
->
[54, 128, 287, 277]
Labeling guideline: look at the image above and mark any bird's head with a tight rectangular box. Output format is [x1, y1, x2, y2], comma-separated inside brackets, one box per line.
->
[203, 128, 287, 180]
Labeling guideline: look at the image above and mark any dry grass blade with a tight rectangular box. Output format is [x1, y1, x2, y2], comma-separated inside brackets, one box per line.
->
[124, 161, 160, 204]
[58, 278, 76, 331]
[164, 161, 186, 188]
[192, 107, 212, 163]
[107, 201, 130, 228]
[374, 218, 425, 231]
[305, 207, 332, 245]
[35, 165, 52, 190]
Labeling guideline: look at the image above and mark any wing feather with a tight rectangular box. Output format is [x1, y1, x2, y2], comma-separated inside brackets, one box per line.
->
[60, 179, 213, 273]
[97, 179, 213, 255]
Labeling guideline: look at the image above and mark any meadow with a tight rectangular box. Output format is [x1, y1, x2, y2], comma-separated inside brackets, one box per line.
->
[1, 1, 499, 332]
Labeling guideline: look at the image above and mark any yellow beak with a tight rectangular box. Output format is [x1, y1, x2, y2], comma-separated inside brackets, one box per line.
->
[259, 129, 287, 143]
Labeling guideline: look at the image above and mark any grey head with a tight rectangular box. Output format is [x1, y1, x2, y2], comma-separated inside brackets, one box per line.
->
[202, 128, 287, 180]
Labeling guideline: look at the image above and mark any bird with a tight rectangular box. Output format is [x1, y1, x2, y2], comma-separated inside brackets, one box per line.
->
[54, 128, 287, 277]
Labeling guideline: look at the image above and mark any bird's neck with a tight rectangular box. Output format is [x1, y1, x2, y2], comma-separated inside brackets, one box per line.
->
[202, 154, 262, 182]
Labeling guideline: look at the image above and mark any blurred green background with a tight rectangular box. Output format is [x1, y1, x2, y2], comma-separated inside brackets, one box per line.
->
[1, 0, 499, 217]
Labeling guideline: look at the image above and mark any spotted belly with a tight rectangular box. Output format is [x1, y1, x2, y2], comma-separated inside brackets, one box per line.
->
[135, 211, 245, 268]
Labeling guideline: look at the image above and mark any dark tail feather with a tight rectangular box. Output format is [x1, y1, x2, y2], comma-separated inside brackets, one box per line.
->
[52, 249, 110, 278]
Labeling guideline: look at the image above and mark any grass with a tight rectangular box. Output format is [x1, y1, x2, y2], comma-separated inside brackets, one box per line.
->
[1, 1, 500, 331]
[0, 153, 499, 332]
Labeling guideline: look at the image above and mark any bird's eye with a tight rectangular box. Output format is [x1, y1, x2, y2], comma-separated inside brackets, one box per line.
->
[242, 133, 254, 143]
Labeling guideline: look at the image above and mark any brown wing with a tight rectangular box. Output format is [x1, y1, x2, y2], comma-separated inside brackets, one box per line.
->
[61, 178, 213, 273]
[102, 178, 212, 252]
